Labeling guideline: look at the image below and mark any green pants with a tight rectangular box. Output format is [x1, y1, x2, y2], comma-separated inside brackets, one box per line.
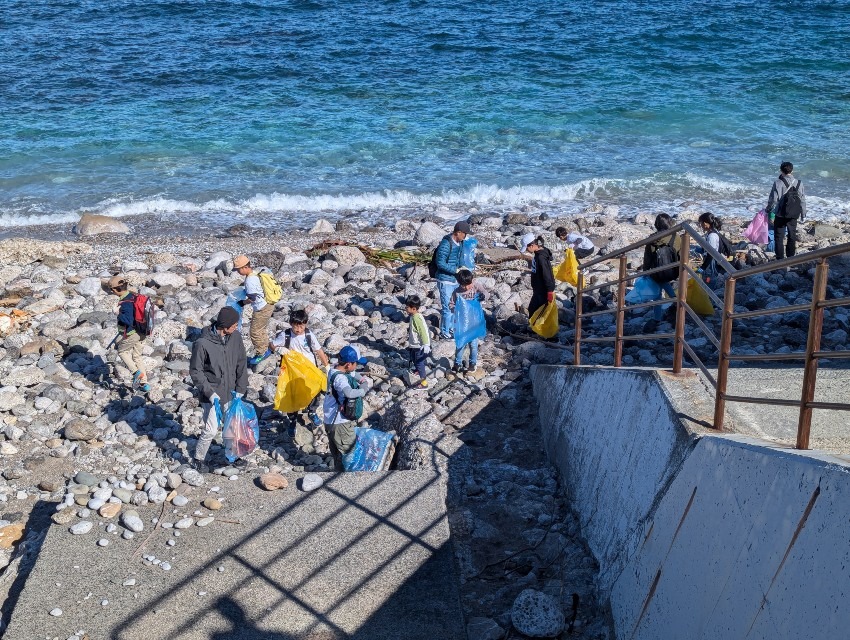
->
[326, 421, 356, 469]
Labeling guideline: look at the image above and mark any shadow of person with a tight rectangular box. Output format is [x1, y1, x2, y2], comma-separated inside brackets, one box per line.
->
[210, 596, 294, 640]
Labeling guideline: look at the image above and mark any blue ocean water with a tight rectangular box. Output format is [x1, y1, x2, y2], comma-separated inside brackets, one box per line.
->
[1, 0, 849, 230]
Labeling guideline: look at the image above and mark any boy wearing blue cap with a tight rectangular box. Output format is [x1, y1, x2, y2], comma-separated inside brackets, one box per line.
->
[323, 345, 373, 468]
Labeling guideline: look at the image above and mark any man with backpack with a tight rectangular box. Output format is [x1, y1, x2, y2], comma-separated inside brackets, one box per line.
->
[323, 345, 373, 469]
[233, 255, 281, 366]
[109, 275, 153, 393]
[189, 306, 249, 472]
[641, 214, 680, 332]
[766, 161, 806, 260]
[431, 221, 471, 339]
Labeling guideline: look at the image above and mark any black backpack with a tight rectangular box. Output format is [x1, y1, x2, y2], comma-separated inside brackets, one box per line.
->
[427, 246, 439, 278]
[778, 176, 803, 219]
[717, 233, 735, 258]
[649, 238, 680, 284]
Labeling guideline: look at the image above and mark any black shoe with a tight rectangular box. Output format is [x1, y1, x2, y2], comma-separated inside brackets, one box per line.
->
[233, 458, 248, 469]
[190, 459, 210, 474]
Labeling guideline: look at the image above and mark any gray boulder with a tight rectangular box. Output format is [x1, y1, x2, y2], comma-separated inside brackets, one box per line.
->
[510, 589, 564, 638]
[73, 213, 130, 236]
[413, 221, 445, 247]
[76, 277, 104, 297]
[328, 246, 366, 267]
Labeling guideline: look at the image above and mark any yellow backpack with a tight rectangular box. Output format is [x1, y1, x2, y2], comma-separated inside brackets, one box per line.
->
[257, 270, 282, 305]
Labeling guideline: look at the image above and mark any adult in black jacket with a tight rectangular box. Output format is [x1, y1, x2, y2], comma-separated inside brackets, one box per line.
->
[523, 235, 556, 318]
[189, 306, 249, 472]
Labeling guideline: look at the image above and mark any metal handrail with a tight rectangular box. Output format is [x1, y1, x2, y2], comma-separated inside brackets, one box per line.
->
[571, 221, 850, 450]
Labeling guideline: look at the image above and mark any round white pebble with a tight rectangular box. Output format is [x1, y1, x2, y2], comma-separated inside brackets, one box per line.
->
[49, 608, 63, 617]
[101, 599, 109, 606]
[217, 566, 225, 572]
[161, 562, 171, 571]
[167, 539, 176, 547]
[97, 538, 109, 547]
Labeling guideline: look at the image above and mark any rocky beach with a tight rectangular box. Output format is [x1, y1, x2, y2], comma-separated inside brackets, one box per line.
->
[1, 207, 850, 639]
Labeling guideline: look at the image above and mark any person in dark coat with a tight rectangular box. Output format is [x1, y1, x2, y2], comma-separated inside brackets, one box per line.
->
[189, 306, 249, 472]
[522, 234, 556, 318]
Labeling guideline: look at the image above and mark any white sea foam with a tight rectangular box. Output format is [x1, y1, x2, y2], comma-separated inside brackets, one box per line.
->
[1, 175, 846, 229]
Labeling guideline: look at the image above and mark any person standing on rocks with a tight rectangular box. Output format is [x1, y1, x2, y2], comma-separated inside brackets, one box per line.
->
[641, 213, 681, 332]
[434, 221, 472, 339]
[450, 269, 487, 374]
[766, 161, 806, 260]
[109, 275, 150, 393]
[404, 295, 431, 388]
[233, 255, 276, 366]
[520, 234, 556, 319]
[324, 345, 373, 469]
[189, 306, 248, 472]
[269, 308, 329, 428]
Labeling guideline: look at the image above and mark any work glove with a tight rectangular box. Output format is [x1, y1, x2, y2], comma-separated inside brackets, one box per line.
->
[235, 392, 244, 399]
[209, 392, 220, 404]
[546, 291, 555, 303]
[422, 344, 431, 355]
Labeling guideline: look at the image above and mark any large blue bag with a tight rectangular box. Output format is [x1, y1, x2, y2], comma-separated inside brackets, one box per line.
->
[460, 237, 478, 270]
[225, 288, 247, 332]
[221, 394, 259, 463]
[341, 427, 397, 471]
[625, 276, 662, 304]
[454, 295, 487, 349]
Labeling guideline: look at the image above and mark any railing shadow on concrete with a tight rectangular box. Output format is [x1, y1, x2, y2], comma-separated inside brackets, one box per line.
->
[572, 221, 850, 449]
[106, 469, 459, 640]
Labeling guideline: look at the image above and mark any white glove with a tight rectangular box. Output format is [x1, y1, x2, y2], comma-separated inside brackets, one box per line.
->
[275, 346, 290, 355]
[235, 392, 244, 399]
[361, 377, 373, 390]
[422, 344, 431, 355]
[209, 393, 220, 404]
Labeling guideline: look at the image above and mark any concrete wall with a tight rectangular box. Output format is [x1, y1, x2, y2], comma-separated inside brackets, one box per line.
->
[532, 365, 850, 640]
[531, 367, 696, 597]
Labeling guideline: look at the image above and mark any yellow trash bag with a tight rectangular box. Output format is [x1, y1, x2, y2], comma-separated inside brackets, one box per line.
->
[686, 277, 714, 316]
[529, 301, 559, 339]
[554, 248, 579, 286]
[274, 351, 327, 413]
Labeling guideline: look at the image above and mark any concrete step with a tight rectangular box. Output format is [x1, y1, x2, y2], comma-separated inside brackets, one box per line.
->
[3, 471, 464, 640]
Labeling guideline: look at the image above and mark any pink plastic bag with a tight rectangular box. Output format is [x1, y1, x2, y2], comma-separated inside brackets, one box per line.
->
[742, 210, 769, 244]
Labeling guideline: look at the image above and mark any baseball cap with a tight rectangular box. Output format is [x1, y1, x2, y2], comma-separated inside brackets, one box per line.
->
[520, 232, 537, 253]
[108, 275, 127, 289]
[216, 306, 240, 329]
[453, 221, 471, 234]
[339, 345, 368, 365]
[233, 255, 250, 269]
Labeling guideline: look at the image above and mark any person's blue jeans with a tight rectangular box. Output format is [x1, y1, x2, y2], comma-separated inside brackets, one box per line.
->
[654, 282, 676, 321]
[437, 279, 459, 337]
[455, 339, 479, 367]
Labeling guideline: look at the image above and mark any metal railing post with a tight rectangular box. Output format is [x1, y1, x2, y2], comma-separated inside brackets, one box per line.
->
[614, 255, 627, 366]
[672, 230, 690, 373]
[713, 277, 736, 430]
[574, 272, 583, 366]
[797, 259, 829, 449]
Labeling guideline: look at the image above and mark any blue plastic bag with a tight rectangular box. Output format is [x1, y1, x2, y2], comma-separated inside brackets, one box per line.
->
[625, 276, 662, 304]
[454, 295, 487, 348]
[460, 237, 478, 270]
[341, 427, 397, 471]
[225, 288, 247, 332]
[221, 394, 259, 463]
